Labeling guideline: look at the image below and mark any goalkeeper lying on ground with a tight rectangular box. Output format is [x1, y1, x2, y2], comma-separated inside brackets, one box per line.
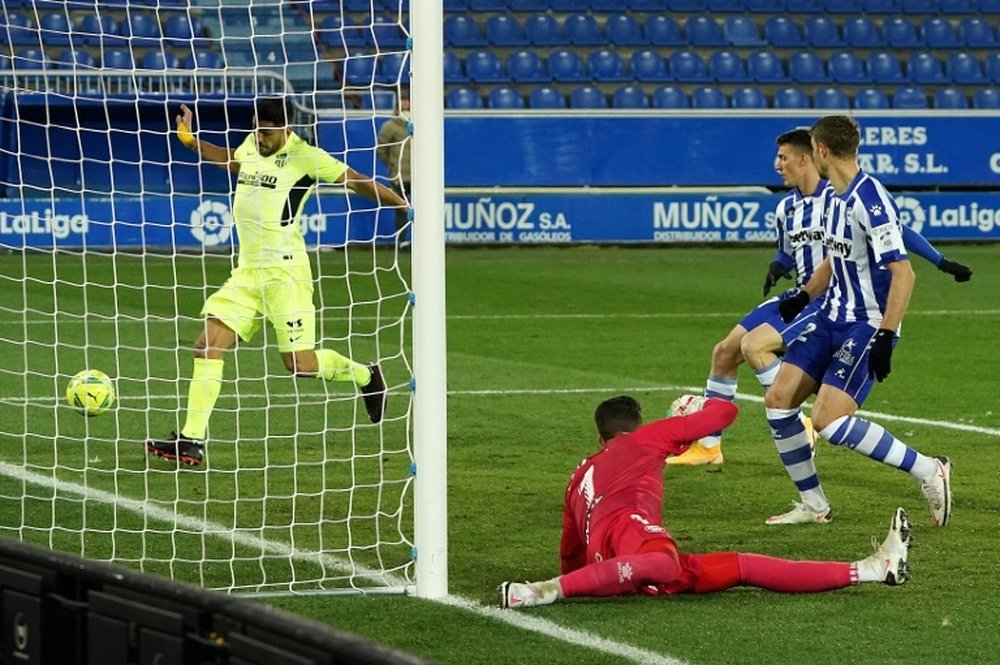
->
[499, 395, 914, 608]
[147, 97, 407, 467]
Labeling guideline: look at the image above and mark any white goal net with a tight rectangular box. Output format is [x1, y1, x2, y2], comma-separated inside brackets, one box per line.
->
[0, 0, 435, 596]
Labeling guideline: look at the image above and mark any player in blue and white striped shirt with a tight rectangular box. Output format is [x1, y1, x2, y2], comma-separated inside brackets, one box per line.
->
[671, 129, 971, 467]
[765, 115, 952, 528]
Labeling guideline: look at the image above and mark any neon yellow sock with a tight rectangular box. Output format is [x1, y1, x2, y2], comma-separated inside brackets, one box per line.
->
[180, 358, 224, 440]
[315, 349, 371, 385]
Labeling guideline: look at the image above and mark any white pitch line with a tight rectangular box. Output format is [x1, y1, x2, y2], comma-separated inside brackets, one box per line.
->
[0, 460, 686, 665]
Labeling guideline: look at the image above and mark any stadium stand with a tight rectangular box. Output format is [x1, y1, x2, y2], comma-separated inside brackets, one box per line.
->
[571, 85, 609, 107]
[529, 85, 566, 108]
[814, 87, 851, 108]
[651, 85, 689, 108]
[549, 49, 589, 82]
[855, 87, 891, 108]
[611, 84, 649, 107]
[774, 86, 811, 108]
[732, 85, 768, 107]
[488, 86, 525, 108]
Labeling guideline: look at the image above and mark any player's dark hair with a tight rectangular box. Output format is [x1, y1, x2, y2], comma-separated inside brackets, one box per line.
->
[256, 97, 294, 127]
[810, 115, 860, 158]
[594, 395, 642, 442]
[776, 128, 813, 154]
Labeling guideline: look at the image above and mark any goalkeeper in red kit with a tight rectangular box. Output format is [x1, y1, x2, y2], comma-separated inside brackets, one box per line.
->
[499, 395, 914, 609]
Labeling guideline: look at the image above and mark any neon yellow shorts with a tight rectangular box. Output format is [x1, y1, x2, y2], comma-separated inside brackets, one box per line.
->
[201, 265, 316, 352]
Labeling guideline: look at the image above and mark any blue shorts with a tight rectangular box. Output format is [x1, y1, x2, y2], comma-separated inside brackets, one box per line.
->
[782, 315, 897, 407]
[739, 297, 823, 347]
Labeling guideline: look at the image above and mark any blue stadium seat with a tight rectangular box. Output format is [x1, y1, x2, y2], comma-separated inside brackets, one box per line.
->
[691, 86, 728, 108]
[804, 17, 842, 47]
[824, 0, 864, 12]
[883, 18, 922, 49]
[140, 51, 180, 69]
[344, 55, 377, 86]
[708, 0, 745, 11]
[644, 16, 684, 46]
[934, 88, 969, 109]
[606, 15, 646, 46]
[122, 13, 161, 48]
[814, 87, 851, 108]
[359, 92, 396, 111]
[509, 0, 548, 8]
[529, 86, 566, 108]
[980, 0, 1000, 12]
[908, 52, 947, 84]
[630, 0, 671, 8]
[372, 15, 407, 49]
[446, 87, 483, 109]
[185, 51, 222, 69]
[507, 49, 548, 83]
[893, 86, 927, 109]
[899, 0, 936, 11]
[788, 51, 829, 83]
[564, 14, 603, 47]
[947, 52, 985, 84]
[612, 85, 649, 108]
[163, 15, 205, 46]
[959, 19, 995, 48]
[488, 87, 525, 109]
[468, 0, 507, 10]
[731, 86, 768, 108]
[588, 49, 628, 82]
[570, 86, 608, 108]
[591, 0, 628, 10]
[723, 17, 765, 47]
[465, 50, 507, 83]
[56, 49, 95, 68]
[669, 50, 710, 82]
[748, 51, 788, 83]
[773, 87, 811, 108]
[376, 51, 409, 84]
[630, 50, 671, 82]
[843, 17, 883, 48]
[4, 13, 36, 46]
[550, 0, 589, 8]
[667, 0, 708, 8]
[747, 0, 786, 9]
[39, 12, 70, 46]
[75, 15, 121, 47]
[444, 15, 485, 47]
[940, 0, 978, 10]
[485, 15, 528, 47]
[922, 18, 959, 49]
[987, 53, 1000, 82]
[523, 14, 563, 46]
[709, 51, 750, 82]
[854, 88, 890, 109]
[764, 17, 805, 48]
[862, 0, 899, 9]
[651, 85, 689, 108]
[101, 49, 133, 70]
[318, 16, 358, 50]
[829, 51, 869, 83]
[786, 0, 824, 10]
[973, 88, 1000, 109]
[867, 52, 906, 83]
[444, 51, 466, 83]
[685, 16, 725, 46]
[548, 49, 588, 82]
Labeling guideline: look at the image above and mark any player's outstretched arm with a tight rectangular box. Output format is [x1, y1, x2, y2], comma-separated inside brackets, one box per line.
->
[637, 397, 739, 457]
[339, 166, 408, 209]
[899, 224, 972, 282]
[175, 104, 239, 174]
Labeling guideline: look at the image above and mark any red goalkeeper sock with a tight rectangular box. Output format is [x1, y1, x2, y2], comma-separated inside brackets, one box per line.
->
[737, 553, 852, 593]
[559, 551, 680, 598]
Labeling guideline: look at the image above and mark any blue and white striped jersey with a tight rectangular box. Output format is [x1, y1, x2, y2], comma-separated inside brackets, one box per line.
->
[820, 171, 908, 326]
[774, 179, 832, 288]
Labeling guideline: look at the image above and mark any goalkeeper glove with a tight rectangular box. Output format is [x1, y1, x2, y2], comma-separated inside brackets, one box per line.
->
[176, 121, 197, 149]
[763, 260, 792, 297]
[937, 257, 972, 283]
[670, 394, 706, 417]
[868, 329, 895, 382]
[778, 289, 810, 323]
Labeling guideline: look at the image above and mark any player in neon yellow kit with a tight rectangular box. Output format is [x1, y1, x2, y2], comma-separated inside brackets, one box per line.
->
[147, 98, 407, 466]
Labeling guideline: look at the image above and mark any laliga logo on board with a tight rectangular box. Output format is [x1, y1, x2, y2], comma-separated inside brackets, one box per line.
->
[894, 196, 926, 233]
[189, 200, 233, 247]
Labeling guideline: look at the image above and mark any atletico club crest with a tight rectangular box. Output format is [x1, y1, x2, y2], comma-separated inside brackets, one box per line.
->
[274, 155, 288, 168]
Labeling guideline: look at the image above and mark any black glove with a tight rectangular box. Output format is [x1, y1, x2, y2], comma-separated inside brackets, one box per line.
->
[868, 329, 895, 382]
[763, 260, 793, 297]
[778, 289, 810, 323]
[938, 257, 972, 283]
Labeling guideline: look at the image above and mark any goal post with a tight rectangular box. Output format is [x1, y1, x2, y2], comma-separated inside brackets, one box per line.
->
[0, 0, 446, 598]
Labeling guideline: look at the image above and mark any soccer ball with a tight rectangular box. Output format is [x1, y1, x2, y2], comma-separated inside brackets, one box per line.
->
[66, 369, 115, 417]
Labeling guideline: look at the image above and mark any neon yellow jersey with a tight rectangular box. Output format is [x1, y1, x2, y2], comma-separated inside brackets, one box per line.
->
[231, 131, 348, 268]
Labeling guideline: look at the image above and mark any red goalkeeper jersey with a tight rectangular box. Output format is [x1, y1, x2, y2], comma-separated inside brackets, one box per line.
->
[559, 398, 739, 574]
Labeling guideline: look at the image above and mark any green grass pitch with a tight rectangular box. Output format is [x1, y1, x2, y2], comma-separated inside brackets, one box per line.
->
[0, 244, 997, 664]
